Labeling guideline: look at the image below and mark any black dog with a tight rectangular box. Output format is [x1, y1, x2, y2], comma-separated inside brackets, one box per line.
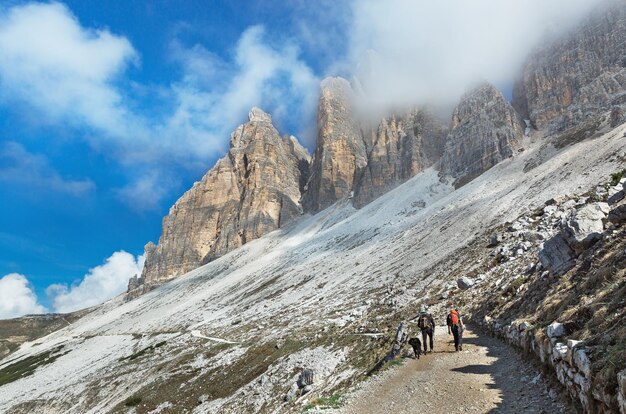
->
[408, 337, 422, 359]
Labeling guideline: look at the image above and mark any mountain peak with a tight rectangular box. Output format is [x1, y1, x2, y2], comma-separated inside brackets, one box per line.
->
[248, 107, 272, 123]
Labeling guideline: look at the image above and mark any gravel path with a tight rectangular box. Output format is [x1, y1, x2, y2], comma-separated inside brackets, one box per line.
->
[334, 327, 570, 414]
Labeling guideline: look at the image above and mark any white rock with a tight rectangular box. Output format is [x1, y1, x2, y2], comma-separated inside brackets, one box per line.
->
[547, 322, 566, 338]
[573, 349, 591, 377]
[457, 276, 475, 289]
[552, 342, 567, 360]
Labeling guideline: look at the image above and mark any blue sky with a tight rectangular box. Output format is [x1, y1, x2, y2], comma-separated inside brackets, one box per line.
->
[0, 0, 595, 318]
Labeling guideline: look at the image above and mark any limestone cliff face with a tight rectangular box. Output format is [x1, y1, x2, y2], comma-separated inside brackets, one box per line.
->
[302, 77, 448, 211]
[141, 108, 310, 285]
[513, 0, 626, 131]
[353, 109, 447, 207]
[440, 83, 524, 187]
[302, 77, 367, 212]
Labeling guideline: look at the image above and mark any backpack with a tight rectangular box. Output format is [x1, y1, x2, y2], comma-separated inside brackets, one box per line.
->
[449, 310, 459, 326]
[418, 314, 432, 330]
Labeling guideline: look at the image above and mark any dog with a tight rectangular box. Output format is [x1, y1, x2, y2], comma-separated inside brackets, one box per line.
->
[408, 337, 422, 359]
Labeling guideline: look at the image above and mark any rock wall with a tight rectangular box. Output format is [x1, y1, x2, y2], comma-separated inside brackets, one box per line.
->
[141, 108, 310, 285]
[479, 318, 623, 413]
[353, 108, 447, 208]
[302, 77, 367, 212]
[513, 0, 626, 132]
[440, 83, 523, 187]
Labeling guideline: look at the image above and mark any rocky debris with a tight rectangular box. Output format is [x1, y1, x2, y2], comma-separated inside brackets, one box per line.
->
[539, 201, 610, 274]
[141, 107, 310, 284]
[488, 233, 503, 247]
[512, 0, 626, 132]
[353, 108, 447, 207]
[457, 276, 475, 290]
[302, 77, 366, 212]
[440, 83, 524, 187]
[127, 274, 143, 291]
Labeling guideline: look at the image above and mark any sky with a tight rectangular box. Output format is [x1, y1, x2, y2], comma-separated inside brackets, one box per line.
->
[0, 0, 599, 318]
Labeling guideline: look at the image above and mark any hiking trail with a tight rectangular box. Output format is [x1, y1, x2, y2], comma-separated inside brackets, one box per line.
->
[333, 328, 569, 414]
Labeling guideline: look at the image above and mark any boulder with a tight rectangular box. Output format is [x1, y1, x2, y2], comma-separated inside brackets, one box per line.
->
[457, 276, 475, 290]
[609, 203, 626, 224]
[488, 233, 504, 247]
[547, 322, 566, 339]
[564, 203, 608, 252]
[538, 234, 575, 275]
[298, 369, 315, 388]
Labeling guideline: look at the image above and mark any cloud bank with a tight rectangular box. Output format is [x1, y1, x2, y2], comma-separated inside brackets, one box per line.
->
[0, 273, 47, 319]
[347, 0, 599, 115]
[0, 250, 144, 319]
[46, 251, 144, 314]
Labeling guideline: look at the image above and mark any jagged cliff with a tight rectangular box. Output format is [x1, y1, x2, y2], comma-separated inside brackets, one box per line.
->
[353, 109, 447, 207]
[513, 0, 626, 132]
[302, 77, 367, 212]
[141, 108, 310, 285]
[441, 83, 524, 187]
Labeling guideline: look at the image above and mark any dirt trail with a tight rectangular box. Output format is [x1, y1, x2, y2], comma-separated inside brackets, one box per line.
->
[335, 327, 569, 414]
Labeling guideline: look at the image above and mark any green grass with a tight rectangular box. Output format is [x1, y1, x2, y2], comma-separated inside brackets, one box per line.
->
[0, 345, 66, 386]
[302, 394, 343, 412]
[610, 169, 626, 186]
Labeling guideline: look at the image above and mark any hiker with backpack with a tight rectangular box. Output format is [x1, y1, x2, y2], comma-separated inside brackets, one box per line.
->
[416, 305, 435, 353]
[447, 308, 465, 351]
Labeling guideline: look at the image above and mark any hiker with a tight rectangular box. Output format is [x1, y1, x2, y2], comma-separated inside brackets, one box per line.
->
[416, 305, 435, 353]
[447, 308, 465, 351]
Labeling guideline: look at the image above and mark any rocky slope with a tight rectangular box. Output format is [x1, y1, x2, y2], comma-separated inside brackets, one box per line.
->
[140, 108, 310, 285]
[513, 0, 626, 133]
[1, 115, 624, 413]
[440, 83, 524, 187]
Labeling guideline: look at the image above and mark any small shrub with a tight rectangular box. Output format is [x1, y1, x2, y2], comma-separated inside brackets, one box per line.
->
[610, 169, 626, 186]
[302, 394, 343, 412]
[124, 395, 142, 407]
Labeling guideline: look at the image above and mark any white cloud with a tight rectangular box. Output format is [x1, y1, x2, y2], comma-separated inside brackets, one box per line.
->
[346, 0, 599, 116]
[0, 2, 138, 138]
[0, 3, 321, 210]
[0, 273, 47, 319]
[0, 141, 95, 196]
[114, 171, 176, 212]
[46, 251, 144, 313]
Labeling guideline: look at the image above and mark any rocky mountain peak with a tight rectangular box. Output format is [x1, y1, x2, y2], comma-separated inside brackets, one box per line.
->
[140, 109, 310, 285]
[440, 82, 523, 187]
[248, 106, 273, 124]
